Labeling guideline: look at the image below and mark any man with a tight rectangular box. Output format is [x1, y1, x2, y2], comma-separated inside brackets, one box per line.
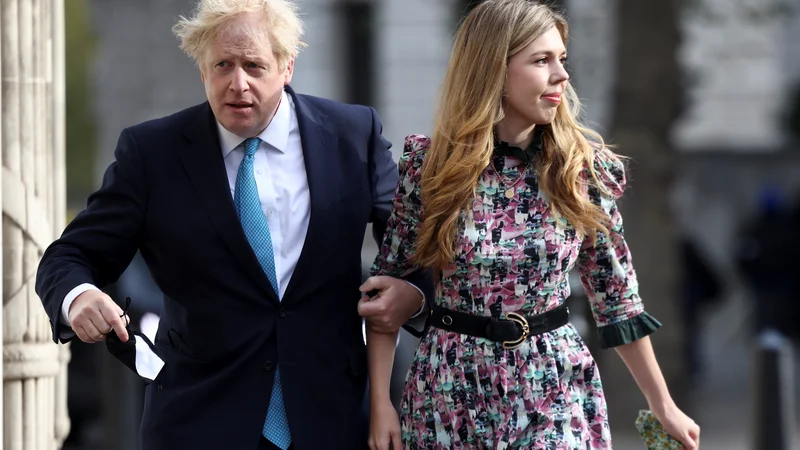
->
[35, 1, 430, 449]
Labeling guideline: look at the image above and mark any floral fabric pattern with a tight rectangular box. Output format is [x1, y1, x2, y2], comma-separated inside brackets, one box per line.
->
[635, 410, 686, 450]
[372, 134, 660, 449]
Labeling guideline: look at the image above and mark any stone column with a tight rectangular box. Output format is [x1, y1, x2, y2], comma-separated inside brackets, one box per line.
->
[2, 1, 70, 449]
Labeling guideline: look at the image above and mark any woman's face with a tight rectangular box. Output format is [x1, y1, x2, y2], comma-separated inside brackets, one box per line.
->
[503, 26, 570, 127]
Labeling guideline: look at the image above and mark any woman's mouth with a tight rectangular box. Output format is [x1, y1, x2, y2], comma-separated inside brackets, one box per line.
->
[541, 93, 561, 104]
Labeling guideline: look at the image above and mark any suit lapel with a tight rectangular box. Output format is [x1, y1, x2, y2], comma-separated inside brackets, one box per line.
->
[178, 103, 280, 303]
[281, 86, 338, 302]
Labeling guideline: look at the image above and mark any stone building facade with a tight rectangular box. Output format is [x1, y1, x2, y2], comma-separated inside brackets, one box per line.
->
[2, 0, 70, 448]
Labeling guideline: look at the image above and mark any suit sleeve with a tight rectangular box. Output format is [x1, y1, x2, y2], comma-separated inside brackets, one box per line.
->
[36, 128, 146, 343]
[366, 110, 433, 300]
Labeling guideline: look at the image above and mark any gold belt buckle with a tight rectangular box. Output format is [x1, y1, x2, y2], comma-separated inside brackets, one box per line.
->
[502, 312, 530, 349]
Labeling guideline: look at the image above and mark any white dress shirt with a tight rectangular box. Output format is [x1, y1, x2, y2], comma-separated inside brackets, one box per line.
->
[60, 91, 308, 327]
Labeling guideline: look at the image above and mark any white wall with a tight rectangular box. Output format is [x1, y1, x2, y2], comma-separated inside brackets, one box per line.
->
[291, 0, 346, 100]
[673, 0, 789, 152]
[376, 0, 455, 160]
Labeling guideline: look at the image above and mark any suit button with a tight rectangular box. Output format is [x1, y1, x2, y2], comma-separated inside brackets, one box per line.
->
[263, 360, 274, 371]
[279, 308, 289, 318]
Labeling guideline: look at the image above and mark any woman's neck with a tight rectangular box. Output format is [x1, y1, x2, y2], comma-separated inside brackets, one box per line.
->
[495, 119, 536, 149]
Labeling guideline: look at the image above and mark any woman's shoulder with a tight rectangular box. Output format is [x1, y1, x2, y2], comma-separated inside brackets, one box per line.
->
[399, 134, 431, 173]
[587, 145, 627, 199]
[402, 134, 431, 156]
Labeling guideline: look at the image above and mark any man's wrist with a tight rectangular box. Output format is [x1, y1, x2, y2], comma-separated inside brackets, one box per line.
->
[62, 283, 101, 326]
[406, 281, 427, 318]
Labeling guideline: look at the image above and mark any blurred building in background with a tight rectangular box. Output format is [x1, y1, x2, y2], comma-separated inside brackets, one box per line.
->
[51, 0, 800, 449]
[1, 1, 71, 449]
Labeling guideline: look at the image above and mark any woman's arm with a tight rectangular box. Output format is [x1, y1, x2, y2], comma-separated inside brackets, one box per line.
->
[615, 336, 701, 449]
[366, 326, 399, 407]
[614, 336, 673, 410]
[366, 326, 401, 450]
[577, 150, 700, 448]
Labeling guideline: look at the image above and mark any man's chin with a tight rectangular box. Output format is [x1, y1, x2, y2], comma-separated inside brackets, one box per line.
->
[220, 119, 259, 138]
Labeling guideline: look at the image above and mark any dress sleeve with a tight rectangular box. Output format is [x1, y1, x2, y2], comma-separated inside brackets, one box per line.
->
[577, 148, 662, 349]
[370, 134, 429, 277]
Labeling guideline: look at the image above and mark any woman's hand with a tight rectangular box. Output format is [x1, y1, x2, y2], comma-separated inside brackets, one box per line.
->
[614, 337, 700, 448]
[368, 400, 402, 450]
[652, 402, 701, 449]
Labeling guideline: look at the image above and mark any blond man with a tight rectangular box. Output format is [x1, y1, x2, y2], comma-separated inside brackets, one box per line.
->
[36, 1, 431, 449]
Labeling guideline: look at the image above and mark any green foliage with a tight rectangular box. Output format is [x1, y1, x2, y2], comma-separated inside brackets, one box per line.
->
[65, 0, 96, 210]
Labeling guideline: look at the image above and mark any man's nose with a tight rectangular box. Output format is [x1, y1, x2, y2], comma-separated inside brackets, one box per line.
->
[229, 67, 249, 92]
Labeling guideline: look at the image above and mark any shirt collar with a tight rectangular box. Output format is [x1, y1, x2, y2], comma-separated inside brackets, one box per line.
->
[217, 89, 292, 157]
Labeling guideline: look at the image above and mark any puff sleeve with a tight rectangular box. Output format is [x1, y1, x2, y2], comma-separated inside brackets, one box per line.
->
[577, 148, 662, 349]
[370, 135, 429, 277]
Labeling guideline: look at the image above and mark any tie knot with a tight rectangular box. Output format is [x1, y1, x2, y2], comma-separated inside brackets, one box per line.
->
[244, 138, 261, 157]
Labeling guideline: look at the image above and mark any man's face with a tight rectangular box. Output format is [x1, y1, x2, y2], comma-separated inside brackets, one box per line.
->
[200, 13, 294, 137]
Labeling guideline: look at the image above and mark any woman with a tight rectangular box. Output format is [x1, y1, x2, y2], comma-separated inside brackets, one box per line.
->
[364, 0, 700, 449]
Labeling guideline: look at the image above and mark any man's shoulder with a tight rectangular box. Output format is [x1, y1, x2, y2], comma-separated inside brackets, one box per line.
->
[126, 102, 208, 137]
[295, 92, 372, 119]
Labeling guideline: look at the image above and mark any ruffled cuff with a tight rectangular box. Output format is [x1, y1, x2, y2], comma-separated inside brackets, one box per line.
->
[598, 311, 662, 349]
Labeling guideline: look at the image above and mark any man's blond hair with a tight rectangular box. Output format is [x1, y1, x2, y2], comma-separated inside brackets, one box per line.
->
[173, 0, 306, 69]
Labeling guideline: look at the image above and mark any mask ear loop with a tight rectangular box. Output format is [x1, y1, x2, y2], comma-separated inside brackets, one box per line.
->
[120, 297, 132, 329]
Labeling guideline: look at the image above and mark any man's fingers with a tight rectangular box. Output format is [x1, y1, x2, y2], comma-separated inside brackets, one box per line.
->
[76, 308, 111, 339]
[359, 276, 376, 292]
[108, 315, 130, 342]
[358, 296, 384, 317]
[359, 276, 390, 293]
[103, 312, 129, 342]
[75, 325, 92, 344]
[99, 301, 129, 342]
[81, 321, 107, 343]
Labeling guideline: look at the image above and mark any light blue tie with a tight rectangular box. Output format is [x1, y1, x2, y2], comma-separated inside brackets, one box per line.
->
[234, 138, 291, 449]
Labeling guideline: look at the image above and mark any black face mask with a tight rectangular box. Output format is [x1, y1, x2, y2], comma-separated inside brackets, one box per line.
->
[105, 297, 164, 383]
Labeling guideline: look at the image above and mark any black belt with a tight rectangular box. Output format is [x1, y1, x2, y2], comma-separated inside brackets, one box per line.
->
[430, 303, 570, 349]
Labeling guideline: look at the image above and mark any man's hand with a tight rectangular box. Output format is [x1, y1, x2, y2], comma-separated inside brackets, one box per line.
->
[358, 276, 423, 334]
[69, 290, 130, 343]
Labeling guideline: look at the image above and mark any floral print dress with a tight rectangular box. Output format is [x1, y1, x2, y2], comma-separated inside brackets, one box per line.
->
[371, 132, 661, 449]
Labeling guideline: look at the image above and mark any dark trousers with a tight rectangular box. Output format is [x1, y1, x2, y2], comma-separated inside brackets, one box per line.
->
[258, 437, 294, 450]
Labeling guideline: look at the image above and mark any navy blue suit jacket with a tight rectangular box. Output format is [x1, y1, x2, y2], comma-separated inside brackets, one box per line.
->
[36, 86, 432, 450]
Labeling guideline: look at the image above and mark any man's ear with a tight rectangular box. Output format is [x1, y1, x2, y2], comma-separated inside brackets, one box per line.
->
[283, 57, 295, 85]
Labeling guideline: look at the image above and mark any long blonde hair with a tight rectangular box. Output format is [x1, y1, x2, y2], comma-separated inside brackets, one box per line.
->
[416, 0, 615, 271]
